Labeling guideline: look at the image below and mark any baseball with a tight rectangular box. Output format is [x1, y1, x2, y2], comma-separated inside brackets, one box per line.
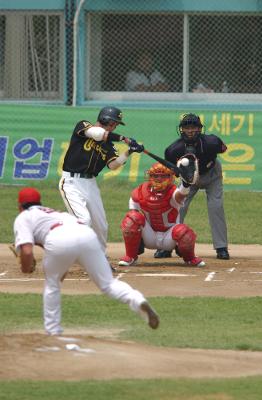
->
[181, 158, 189, 166]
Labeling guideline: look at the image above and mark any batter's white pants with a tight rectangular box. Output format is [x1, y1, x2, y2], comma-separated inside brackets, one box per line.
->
[43, 223, 146, 335]
[59, 173, 108, 252]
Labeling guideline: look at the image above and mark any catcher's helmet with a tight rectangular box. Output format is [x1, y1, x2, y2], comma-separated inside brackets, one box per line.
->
[178, 113, 203, 144]
[97, 106, 125, 126]
[146, 162, 174, 192]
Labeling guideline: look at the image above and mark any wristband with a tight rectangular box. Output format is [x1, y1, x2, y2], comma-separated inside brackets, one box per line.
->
[116, 153, 129, 165]
[179, 182, 190, 195]
[107, 132, 125, 142]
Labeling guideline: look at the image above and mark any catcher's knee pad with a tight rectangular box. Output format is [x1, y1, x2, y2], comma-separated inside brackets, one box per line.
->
[120, 211, 145, 259]
[121, 210, 145, 237]
[171, 223, 196, 256]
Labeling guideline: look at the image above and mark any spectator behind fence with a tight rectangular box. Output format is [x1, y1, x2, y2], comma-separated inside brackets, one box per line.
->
[192, 82, 214, 93]
[239, 62, 262, 93]
[125, 52, 170, 92]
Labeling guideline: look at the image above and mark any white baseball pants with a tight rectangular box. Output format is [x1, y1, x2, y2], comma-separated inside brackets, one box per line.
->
[43, 223, 146, 335]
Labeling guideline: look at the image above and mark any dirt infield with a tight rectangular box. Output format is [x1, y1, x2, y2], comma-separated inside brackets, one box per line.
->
[0, 242, 262, 381]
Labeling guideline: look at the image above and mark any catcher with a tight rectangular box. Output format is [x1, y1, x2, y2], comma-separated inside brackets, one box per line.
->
[118, 161, 205, 267]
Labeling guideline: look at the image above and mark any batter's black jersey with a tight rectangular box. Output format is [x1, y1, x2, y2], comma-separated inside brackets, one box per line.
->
[62, 120, 119, 176]
[165, 134, 227, 175]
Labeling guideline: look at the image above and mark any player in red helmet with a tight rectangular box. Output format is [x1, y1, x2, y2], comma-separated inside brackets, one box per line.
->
[119, 162, 205, 267]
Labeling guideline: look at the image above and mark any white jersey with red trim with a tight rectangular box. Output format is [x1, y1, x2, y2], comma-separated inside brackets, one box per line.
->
[14, 205, 78, 250]
[129, 182, 181, 232]
[13, 204, 151, 336]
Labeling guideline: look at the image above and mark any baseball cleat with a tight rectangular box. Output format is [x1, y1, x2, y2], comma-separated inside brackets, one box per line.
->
[118, 256, 138, 266]
[154, 249, 172, 258]
[216, 248, 230, 260]
[140, 301, 160, 329]
[186, 257, 206, 267]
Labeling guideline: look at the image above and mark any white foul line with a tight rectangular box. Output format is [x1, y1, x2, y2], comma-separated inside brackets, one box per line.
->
[0, 278, 90, 282]
[135, 273, 197, 277]
[205, 272, 216, 282]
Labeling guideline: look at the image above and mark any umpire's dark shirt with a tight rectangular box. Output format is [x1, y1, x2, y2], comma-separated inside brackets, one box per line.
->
[165, 134, 227, 175]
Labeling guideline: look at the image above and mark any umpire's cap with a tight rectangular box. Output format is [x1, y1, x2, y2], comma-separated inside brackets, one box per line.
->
[98, 106, 125, 126]
[18, 188, 41, 204]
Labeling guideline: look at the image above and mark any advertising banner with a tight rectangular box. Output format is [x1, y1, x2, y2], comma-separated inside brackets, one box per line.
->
[0, 104, 261, 190]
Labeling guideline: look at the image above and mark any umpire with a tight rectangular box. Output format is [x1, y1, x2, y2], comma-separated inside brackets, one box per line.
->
[154, 113, 230, 260]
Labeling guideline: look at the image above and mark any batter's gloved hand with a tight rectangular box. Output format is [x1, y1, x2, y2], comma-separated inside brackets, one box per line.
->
[128, 139, 144, 154]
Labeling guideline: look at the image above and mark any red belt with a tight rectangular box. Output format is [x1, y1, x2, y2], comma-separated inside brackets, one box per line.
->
[50, 221, 84, 230]
[50, 222, 63, 230]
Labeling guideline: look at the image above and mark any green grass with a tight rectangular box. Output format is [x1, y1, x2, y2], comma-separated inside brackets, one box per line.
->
[1, 293, 262, 351]
[1, 293, 262, 399]
[1, 377, 262, 400]
[1, 182, 262, 244]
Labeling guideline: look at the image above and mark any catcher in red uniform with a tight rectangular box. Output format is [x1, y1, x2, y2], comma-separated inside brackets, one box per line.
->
[118, 162, 205, 267]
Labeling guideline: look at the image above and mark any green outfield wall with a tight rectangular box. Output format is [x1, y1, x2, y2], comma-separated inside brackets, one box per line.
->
[0, 104, 261, 190]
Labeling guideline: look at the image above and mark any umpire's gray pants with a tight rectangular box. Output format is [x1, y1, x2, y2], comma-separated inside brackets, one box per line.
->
[178, 160, 228, 250]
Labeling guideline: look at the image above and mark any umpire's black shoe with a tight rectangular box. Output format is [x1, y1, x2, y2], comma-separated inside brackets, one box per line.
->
[216, 248, 230, 260]
[154, 249, 172, 258]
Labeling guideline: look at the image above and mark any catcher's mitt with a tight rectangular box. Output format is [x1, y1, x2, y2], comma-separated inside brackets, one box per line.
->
[177, 153, 199, 185]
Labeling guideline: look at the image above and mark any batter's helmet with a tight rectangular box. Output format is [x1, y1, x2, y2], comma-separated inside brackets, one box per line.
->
[178, 113, 203, 143]
[97, 106, 125, 126]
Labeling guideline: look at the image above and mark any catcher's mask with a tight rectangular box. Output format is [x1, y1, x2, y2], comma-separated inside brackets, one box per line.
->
[178, 113, 203, 144]
[146, 162, 174, 192]
[97, 106, 125, 126]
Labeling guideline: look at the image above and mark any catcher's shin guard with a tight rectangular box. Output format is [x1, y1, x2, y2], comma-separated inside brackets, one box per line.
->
[171, 223, 197, 262]
[120, 210, 145, 258]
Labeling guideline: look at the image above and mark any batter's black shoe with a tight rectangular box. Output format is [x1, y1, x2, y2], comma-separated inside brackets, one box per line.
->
[154, 249, 172, 258]
[216, 248, 230, 260]
[140, 301, 160, 329]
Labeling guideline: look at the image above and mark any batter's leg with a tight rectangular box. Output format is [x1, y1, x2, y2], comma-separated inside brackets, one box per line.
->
[81, 179, 108, 252]
[59, 177, 92, 225]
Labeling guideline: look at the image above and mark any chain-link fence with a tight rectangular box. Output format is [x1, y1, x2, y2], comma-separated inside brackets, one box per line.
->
[86, 11, 262, 97]
[0, 4, 262, 102]
[0, 12, 64, 101]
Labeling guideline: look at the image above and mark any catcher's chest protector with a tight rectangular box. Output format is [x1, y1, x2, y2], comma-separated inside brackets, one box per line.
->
[136, 183, 178, 231]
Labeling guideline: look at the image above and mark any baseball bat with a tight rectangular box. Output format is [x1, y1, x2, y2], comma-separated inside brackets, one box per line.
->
[143, 149, 181, 177]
